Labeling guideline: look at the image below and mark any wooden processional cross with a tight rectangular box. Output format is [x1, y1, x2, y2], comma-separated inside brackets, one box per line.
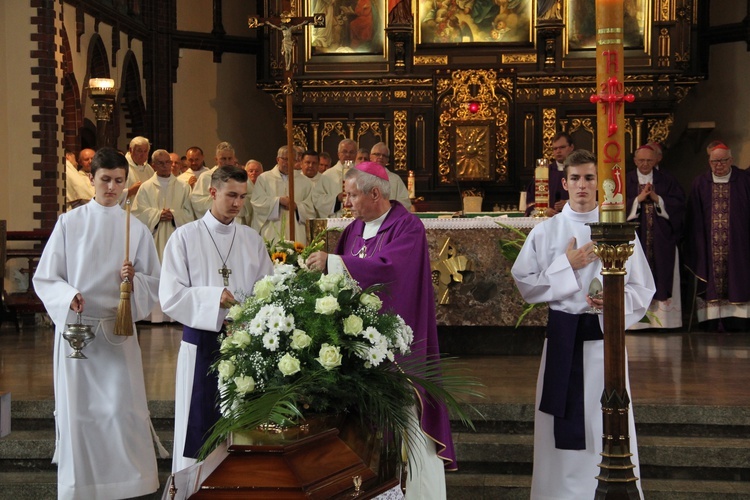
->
[248, 6, 325, 242]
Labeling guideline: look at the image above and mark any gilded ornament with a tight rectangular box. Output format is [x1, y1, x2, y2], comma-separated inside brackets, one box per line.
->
[542, 108, 556, 158]
[394, 90, 407, 98]
[431, 238, 472, 305]
[414, 55, 449, 65]
[501, 53, 537, 64]
[648, 115, 674, 145]
[392, 111, 408, 172]
[592, 242, 634, 275]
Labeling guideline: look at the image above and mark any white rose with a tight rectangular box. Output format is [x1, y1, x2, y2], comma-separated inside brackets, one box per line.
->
[316, 343, 343, 370]
[360, 293, 382, 310]
[220, 336, 234, 352]
[290, 329, 312, 350]
[278, 353, 301, 376]
[231, 329, 252, 348]
[217, 360, 236, 381]
[318, 273, 341, 293]
[315, 295, 340, 315]
[234, 375, 256, 394]
[343, 314, 364, 336]
[253, 279, 275, 302]
[227, 303, 244, 321]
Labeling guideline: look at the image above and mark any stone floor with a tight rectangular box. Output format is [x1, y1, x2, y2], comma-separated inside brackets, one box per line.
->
[2, 320, 749, 408]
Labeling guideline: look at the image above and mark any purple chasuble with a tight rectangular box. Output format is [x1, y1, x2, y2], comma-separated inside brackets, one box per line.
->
[335, 201, 457, 470]
[626, 169, 685, 301]
[686, 167, 750, 302]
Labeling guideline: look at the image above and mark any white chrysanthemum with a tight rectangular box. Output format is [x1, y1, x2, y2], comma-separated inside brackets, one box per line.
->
[281, 314, 295, 333]
[248, 316, 265, 336]
[366, 345, 387, 367]
[263, 332, 280, 351]
[363, 326, 382, 344]
[266, 311, 287, 334]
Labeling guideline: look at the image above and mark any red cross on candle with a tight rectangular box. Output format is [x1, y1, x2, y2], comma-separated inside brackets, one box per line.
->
[590, 76, 635, 137]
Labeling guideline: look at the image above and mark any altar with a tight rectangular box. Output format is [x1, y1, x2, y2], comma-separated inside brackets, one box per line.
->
[310, 214, 548, 328]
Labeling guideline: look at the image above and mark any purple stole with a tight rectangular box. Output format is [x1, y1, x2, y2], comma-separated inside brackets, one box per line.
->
[182, 326, 222, 459]
[710, 183, 730, 299]
[638, 183, 656, 267]
[539, 309, 603, 450]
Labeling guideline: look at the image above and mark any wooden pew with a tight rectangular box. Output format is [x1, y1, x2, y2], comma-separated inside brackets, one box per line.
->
[1, 221, 51, 331]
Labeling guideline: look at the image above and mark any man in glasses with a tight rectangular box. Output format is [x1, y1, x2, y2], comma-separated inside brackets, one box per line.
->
[686, 141, 750, 331]
[525, 132, 575, 216]
[626, 144, 686, 330]
[369, 142, 412, 211]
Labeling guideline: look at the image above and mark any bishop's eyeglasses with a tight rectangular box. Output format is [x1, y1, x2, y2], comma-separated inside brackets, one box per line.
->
[709, 157, 732, 166]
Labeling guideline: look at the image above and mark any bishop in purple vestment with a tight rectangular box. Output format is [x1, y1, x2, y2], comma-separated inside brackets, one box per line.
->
[306, 162, 456, 498]
[685, 143, 750, 327]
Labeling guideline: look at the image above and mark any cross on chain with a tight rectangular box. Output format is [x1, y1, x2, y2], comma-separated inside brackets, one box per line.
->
[219, 265, 232, 287]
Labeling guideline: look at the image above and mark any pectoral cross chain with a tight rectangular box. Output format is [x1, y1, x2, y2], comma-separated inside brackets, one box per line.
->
[219, 265, 232, 287]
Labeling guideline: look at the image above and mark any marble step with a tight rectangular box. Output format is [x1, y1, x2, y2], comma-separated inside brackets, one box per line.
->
[0, 471, 170, 500]
[445, 474, 750, 500]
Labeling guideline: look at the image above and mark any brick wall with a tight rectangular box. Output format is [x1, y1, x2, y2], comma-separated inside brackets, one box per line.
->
[30, 0, 63, 229]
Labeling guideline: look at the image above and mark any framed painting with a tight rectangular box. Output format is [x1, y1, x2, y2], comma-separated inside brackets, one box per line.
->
[308, 0, 387, 55]
[566, 0, 648, 51]
[417, 0, 533, 44]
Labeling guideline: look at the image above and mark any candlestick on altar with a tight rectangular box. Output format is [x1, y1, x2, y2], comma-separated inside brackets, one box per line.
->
[532, 158, 550, 218]
[588, 0, 640, 498]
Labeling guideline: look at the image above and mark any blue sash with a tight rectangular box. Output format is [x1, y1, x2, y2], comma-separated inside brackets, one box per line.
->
[539, 309, 603, 450]
[182, 326, 222, 459]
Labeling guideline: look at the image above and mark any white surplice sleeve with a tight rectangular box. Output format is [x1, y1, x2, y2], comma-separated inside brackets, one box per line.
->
[159, 227, 225, 332]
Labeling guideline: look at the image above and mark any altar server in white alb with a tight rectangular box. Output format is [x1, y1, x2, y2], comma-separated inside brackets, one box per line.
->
[511, 150, 655, 500]
[160, 165, 273, 472]
[34, 147, 164, 500]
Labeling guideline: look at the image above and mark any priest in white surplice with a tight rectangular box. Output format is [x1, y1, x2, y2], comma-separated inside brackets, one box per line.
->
[160, 165, 273, 473]
[177, 146, 210, 189]
[120, 136, 154, 206]
[511, 150, 655, 500]
[190, 142, 240, 218]
[34, 147, 164, 500]
[251, 144, 316, 244]
[132, 149, 195, 261]
[311, 138, 358, 217]
[133, 149, 195, 323]
[64, 150, 94, 210]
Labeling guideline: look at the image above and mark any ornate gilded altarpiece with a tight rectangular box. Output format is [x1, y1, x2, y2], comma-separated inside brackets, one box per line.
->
[254, 0, 703, 210]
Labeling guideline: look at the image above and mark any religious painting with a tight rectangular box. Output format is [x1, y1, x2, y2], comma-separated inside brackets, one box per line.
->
[309, 0, 386, 55]
[454, 123, 492, 181]
[566, 0, 647, 50]
[417, 0, 533, 44]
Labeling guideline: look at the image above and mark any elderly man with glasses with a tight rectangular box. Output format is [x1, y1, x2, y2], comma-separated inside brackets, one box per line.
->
[626, 144, 686, 330]
[369, 142, 412, 211]
[686, 141, 750, 331]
